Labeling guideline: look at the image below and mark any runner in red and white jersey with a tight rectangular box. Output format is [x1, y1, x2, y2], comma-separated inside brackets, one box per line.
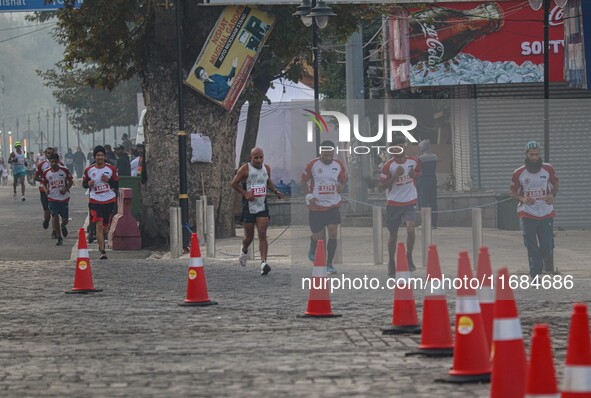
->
[82, 146, 119, 260]
[34, 147, 59, 234]
[510, 141, 559, 277]
[378, 138, 421, 275]
[301, 141, 347, 274]
[41, 153, 73, 246]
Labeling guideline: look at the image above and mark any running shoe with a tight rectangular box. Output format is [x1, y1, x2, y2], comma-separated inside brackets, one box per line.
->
[239, 247, 248, 267]
[21, 196, 25, 202]
[326, 264, 337, 274]
[51, 231, 57, 239]
[260, 261, 271, 276]
[99, 250, 108, 260]
[56, 237, 63, 246]
[407, 255, 416, 272]
[61, 225, 68, 238]
[43, 218, 50, 230]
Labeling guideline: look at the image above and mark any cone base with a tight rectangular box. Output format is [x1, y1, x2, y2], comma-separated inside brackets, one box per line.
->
[298, 313, 342, 318]
[382, 325, 422, 335]
[65, 288, 103, 294]
[405, 347, 454, 358]
[179, 300, 218, 307]
[436, 373, 491, 384]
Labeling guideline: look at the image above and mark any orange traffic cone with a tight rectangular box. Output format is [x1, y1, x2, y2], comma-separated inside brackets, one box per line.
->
[561, 303, 591, 398]
[383, 242, 421, 335]
[179, 233, 217, 306]
[526, 324, 559, 398]
[407, 245, 453, 356]
[476, 246, 494, 352]
[438, 251, 490, 383]
[65, 228, 102, 294]
[301, 240, 341, 318]
[490, 268, 526, 398]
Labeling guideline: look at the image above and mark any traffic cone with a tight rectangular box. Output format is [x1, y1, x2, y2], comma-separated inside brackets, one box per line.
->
[179, 233, 217, 306]
[383, 242, 421, 335]
[526, 324, 559, 398]
[561, 303, 591, 398]
[476, 246, 494, 352]
[65, 228, 102, 294]
[490, 268, 526, 398]
[407, 245, 453, 356]
[438, 251, 490, 383]
[301, 240, 341, 318]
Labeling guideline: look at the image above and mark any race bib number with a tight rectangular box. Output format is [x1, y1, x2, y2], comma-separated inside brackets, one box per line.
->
[49, 179, 64, 189]
[526, 188, 546, 199]
[396, 174, 412, 185]
[251, 184, 267, 197]
[16, 158, 24, 165]
[318, 184, 336, 194]
[94, 182, 110, 194]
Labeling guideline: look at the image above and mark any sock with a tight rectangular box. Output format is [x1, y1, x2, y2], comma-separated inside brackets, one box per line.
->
[327, 239, 337, 265]
[309, 237, 318, 252]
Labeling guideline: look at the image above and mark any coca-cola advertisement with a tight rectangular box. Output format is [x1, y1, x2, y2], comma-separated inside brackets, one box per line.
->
[389, 1, 565, 89]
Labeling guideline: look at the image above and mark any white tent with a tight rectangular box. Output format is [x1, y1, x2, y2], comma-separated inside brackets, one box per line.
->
[235, 79, 314, 185]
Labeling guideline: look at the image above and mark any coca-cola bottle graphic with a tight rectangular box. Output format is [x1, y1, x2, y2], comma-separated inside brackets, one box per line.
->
[409, 3, 504, 67]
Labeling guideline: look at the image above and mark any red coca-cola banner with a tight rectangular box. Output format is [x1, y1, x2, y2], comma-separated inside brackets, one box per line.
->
[389, 1, 565, 89]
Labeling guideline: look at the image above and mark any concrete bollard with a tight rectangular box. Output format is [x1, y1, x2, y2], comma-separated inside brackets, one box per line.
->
[373, 206, 383, 265]
[206, 205, 215, 258]
[109, 188, 141, 250]
[421, 207, 432, 268]
[201, 195, 208, 236]
[170, 207, 182, 259]
[472, 208, 483, 268]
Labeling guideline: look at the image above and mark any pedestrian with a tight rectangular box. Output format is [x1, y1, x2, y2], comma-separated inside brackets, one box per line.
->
[379, 137, 421, 276]
[34, 147, 59, 235]
[510, 141, 559, 277]
[41, 153, 73, 246]
[115, 145, 131, 176]
[130, 148, 140, 176]
[64, 148, 75, 174]
[231, 147, 283, 276]
[104, 144, 117, 166]
[73, 147, 86, 178]
[121, 134, 133, 153]
[83, 145, 119, 260]
[8, 142, 27, 201]
[300, 140, 347, 274]
[417, 139, 438, 228]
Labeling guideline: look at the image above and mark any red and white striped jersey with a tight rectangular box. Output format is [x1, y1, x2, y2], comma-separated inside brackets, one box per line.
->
[510, 163, 558, 219]
[379, 156, 420, 206]
[301, 158, 347, 211]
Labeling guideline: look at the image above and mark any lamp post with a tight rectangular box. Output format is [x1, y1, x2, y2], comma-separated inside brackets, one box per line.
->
[52, 107, 56, 148]
[65, 110, 69, 150]
[37, 112, 41, 152]
[58, 108, 62, 153]
[45, 111, 50, 148]
[528, 0, 568, 162]
[293, 0, 335, 153]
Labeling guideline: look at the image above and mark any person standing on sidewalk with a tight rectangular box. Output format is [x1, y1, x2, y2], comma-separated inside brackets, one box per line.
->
[417, 139, 438, 229]
[510, 141, 559, 277]
[83, 145, 119, 260]
[379, 137, 421, 276]
[301, 141, 347, 274]
[231, 147, 283, 276]
[41, 153, 73, 246]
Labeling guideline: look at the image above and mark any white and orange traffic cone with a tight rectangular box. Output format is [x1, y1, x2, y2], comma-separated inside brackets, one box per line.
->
[476, 246, 494, 352]
[65, 228, 102, 294]
[179, 233, 217, 306]
[490, 268, 526, 398]
[301, 239, 341, 318]
[383, 242, 421, 335]
[526, 324, 559, 398]
[561, 303, 591, 398]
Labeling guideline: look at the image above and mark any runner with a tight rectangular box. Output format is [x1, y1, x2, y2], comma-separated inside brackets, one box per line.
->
[379, 137, 421, 276]
[8, 142, 27, 201]
[231, 147, 283, 276]
[301, 141, 347, 274]
[82, 145, 119, 260]
[34, 147, 57, 233]
[41, 153, 73, 246]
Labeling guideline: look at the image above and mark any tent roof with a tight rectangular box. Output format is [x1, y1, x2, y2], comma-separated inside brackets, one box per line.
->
[265, 79, 314, 103]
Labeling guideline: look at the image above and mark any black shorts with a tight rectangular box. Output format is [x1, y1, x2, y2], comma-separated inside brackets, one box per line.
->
[89, 202, 116, 226]
[309, 207, 342, 234]
[48, 201, 69, 219]
[40, 191, 49, 211]
[240, 202, 270, 224]
[386, 205, 417, 232]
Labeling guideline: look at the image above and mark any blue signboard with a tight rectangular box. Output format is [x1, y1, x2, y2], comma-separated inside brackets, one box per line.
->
[0, 0, 82, 13]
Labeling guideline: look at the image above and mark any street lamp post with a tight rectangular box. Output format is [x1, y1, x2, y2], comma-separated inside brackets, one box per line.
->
[65, 110, 69, 150]
[45, 111, 50, 148]
[58, 108, 62, 153]
[293, 0, 335, 153]
[52, 108, 56, 149]
[37, 112, 41, 152]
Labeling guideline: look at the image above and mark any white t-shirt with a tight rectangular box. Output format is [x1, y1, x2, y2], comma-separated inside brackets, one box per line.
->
[510, 163, 558, 219]
[301, 158, 347, 210]
[42, 166, 73, 202]
[83, 163, 119, 204]
[379, 157, 420, 206]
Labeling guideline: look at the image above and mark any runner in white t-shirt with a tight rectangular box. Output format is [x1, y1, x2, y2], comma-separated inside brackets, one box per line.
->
[379, 138, 421, 275]
[510, 141, 559, 277]
[231, 147, 283, 276]
[41, 153, 73, 246]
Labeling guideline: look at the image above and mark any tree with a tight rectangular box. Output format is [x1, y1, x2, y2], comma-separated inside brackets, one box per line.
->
[36, 0, 375, 244]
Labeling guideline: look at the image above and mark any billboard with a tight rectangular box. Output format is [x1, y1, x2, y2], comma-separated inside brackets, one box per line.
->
[185, 5, 275, 111]
[390, 1, 565, 88]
